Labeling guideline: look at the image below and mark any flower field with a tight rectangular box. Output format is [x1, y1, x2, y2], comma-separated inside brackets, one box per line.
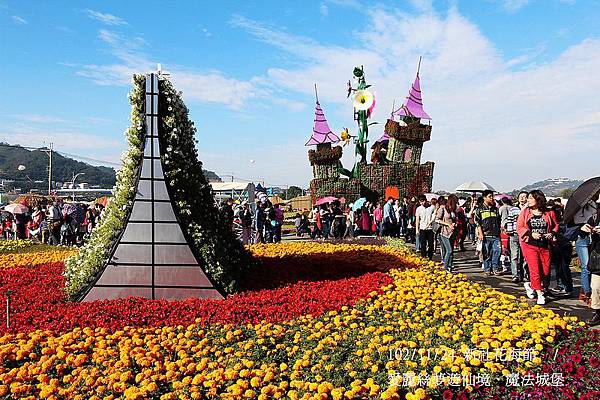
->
[0, 241, 77, 270]
[0, 241, 598, 399]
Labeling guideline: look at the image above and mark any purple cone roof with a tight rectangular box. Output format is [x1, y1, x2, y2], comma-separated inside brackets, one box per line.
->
[305, 101, 340, 146]
[376, 132, 390, 143]
[393, 74, 431, 120]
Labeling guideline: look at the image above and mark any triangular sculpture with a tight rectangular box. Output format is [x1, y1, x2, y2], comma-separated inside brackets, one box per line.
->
[81, 73, 224, 301]
[305, 101, 340, 146]
[393, 73, 431, 121]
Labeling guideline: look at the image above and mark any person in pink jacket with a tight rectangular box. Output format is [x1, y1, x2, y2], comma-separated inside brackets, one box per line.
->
[516, 190, 559, 305]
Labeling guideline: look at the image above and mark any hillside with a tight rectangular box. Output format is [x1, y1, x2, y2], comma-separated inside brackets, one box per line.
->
[0, 144, 116, 190]
[520, 178, 583, 197]
[0, 143, 221, 191]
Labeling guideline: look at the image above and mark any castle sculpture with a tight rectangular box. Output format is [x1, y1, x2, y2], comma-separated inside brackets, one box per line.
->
[307, 61, 434, 202]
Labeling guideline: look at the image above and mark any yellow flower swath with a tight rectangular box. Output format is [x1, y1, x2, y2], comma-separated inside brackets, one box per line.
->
[0, 242, 576, 399]
[0, 245, 77, 269]
[0, 240, 37, 254]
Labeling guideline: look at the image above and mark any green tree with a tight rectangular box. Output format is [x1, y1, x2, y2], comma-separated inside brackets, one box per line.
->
[285, 186, 304, 199]
[559, 188, 575, 199]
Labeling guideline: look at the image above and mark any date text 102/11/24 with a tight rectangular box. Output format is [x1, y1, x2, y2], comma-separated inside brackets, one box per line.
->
[386, 347, 540, 362]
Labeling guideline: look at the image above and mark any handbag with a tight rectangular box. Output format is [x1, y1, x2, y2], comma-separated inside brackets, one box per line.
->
[588, 236, 600, 274]
[476, 240, 483, 252]
[562, 225, 580, 242]
[432, 208, 444, 234]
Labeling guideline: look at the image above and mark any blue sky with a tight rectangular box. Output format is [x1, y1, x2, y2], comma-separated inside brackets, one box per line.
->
[1, 0, 599, 191]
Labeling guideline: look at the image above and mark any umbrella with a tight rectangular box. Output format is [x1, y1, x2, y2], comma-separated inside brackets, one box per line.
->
[315, 196, 337, 206]
[424, 193, 439, 202]
[352, 197, 367, 211]
[62, 203, 77, 215]
[64, 204, 85, 223]
[494, 194, 512, 201]
[564, 177, 600, 223]
[3, 204, 29, 214]
[454, 181, 496, 193]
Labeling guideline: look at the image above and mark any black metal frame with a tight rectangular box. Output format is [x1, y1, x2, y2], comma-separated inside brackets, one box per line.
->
[77, 73, 226, 301]
[156, 77, 228, 298]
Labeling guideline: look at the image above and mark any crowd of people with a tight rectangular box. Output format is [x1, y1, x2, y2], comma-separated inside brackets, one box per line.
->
[305, 197, 419, 240]
[227, 189, 599, 325]
[467, 189, 600, 325]
[223, 199, 286, 244]
[4, 189, 598, 325]
[1, 201, 104, 246]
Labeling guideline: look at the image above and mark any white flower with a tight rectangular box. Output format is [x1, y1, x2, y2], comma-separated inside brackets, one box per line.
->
[168, 106, 173, 111]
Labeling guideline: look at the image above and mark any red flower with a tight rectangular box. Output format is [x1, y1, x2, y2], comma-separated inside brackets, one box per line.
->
[570, 353, 583, 363]
[590, 355, 599, 368]
[575, 365, 587, 378]
[442, 389, 453, 400]
[562, 361, 574, 373]
[0, 261, 392, 333]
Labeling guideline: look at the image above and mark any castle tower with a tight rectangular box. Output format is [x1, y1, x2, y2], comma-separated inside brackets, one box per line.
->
[79, 73, 224, 301]
[387, 63, 432, 164]
[306, 86, 342, 179]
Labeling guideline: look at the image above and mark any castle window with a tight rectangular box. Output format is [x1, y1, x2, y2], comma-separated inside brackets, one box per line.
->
[403, 148, 412, 162]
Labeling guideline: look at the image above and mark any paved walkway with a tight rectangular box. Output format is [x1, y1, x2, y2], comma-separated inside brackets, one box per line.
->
[430, 241, 593, 323]
[281, 233, 596, 326]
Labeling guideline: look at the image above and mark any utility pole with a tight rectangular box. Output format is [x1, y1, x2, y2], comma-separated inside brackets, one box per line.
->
[49, 143, 53, 196]
[42, 143, 54, 196]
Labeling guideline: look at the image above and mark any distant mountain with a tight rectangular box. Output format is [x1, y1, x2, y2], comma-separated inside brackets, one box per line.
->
[0, 143, 221, 191]
[520, 178, 583, 197]
[0, 144, 116, 191]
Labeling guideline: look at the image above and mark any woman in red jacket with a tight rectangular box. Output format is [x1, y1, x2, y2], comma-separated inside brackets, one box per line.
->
[516, 190, 559, 305]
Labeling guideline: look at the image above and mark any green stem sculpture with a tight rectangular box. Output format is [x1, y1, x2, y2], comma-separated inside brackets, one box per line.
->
[352, 66, 371, 178]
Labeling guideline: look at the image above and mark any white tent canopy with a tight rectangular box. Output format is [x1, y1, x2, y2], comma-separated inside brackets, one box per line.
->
[454, 181, 496, 193]
[210, 182, 255, 203]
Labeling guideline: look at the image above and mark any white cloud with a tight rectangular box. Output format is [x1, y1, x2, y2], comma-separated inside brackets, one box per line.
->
[11, 114, 66, 124]
[12, 15, 27, 24]
[327, 0, 362, 9]
[170, 70, 258, 109]
[85, 9, 128, 26]
[0, 123, 121, 151]
[409, 0, 434, 13]
[232, 8, 600, 191]
[272, 98, 307, 113]
[320, 3, 329, 16]
[500, 0, 531, 12]
[70, 30, 260, 109]
[202, 28, 212, 37]
[55, 26, 75, 34]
